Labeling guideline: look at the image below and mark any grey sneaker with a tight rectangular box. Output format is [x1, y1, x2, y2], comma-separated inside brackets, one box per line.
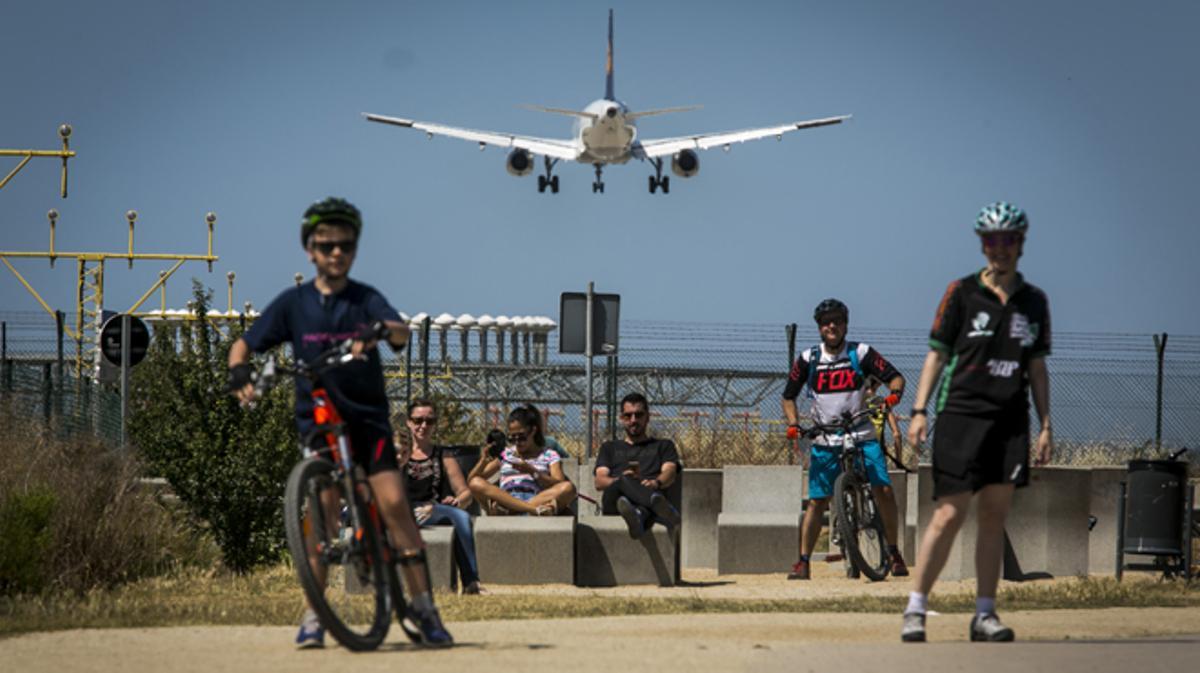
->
[900, 612, 926, 642]
[970, 612, 1015, 642]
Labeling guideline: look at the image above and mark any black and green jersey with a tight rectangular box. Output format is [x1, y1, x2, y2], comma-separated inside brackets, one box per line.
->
[928, 270, 1050, 416]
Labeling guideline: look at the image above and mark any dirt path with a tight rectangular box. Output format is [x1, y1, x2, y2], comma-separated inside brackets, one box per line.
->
[4, 608, 1198, 673]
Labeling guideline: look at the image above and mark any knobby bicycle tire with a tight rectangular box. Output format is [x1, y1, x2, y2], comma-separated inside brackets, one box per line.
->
[833, 472, 890, 582]
[284, 457, 392, 651]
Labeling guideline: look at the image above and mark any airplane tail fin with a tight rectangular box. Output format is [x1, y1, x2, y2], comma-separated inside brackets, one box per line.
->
[605, 9, 615, 100]
[626, 105, 703, 121]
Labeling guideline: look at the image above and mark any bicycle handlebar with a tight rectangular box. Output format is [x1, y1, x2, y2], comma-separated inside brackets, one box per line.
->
[253, 339, 359, 397]
[793, 407, 876, 439]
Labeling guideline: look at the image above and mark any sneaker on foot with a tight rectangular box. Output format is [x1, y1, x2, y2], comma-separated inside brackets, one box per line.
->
[413, 607, 454, 648]
[787, 559, 811, 580]
[970, 612, 1015, 642]
[901, 612, 926, 642]
[648, 492, 681, 529]
[890, 553, 910, 577]
[616, 496, 646, 540]
[295, 614, 325, 649]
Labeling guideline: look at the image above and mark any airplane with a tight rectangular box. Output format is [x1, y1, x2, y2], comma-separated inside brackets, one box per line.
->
[364, 10, 849, 195]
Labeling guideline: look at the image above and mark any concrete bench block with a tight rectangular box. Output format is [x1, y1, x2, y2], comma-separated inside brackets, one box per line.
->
[474, 516, 575, 584]
[575, 516, 678, 586]
[915, 466, 1092, 581]
[721, 465, 805, 514]
[418, 526, 456, 590]
[717, 512, 800, 574]
[1087, 467, 1125, 575]
[888, 470, 914, 563]
[576, 460, 604, 518]
[347, 526, 453, 595]
[681, 468, 723, 569]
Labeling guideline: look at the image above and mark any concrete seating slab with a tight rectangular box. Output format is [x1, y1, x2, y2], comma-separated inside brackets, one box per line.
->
[717, 465, 804, 575]
[418, 525, 456, 590]
[474, 516, 575, 584]
[681, 468, 722, 569]
[914, 465, 1092, 580]
[576, 516, 678, 586]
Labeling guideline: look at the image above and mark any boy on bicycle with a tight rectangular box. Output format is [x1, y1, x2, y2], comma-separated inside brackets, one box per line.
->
[228, 197, 452, 649]
[783, 298, 907, 580]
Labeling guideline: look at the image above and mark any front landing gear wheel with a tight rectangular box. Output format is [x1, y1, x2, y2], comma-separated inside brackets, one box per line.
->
[592, 182, 604, 193]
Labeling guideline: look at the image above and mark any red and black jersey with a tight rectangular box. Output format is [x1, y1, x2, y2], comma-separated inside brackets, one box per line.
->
[929, 270, 1051, 416]
[783, 341, 901, 444]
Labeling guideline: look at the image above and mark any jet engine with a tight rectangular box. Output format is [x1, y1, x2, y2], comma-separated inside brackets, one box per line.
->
[506, 149, 534, 177]
[671, 149, 699, 178]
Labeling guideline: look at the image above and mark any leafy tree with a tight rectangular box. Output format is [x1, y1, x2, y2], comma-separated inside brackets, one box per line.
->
[128, 281, 296, 572]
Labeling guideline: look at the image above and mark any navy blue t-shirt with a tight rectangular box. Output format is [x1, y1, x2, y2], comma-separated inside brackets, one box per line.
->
[242, 279, 400, 436]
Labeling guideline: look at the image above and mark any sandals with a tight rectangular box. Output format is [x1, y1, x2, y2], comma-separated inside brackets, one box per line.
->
[534, 502, 558, 516]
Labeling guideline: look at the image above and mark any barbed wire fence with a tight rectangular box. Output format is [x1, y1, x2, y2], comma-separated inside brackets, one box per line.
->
[3, 310, 1197, 470]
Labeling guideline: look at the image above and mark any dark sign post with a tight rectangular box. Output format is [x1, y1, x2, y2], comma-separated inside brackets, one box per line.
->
[560, 285, 620, 459]
[100, 313, 150, 447]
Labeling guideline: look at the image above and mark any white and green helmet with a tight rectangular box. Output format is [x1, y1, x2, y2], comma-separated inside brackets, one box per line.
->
[975, 201, 1028, 234]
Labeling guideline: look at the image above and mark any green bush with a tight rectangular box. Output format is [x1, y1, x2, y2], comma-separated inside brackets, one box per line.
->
[0, 487, 57, 595]
[129, 282, 297, 573]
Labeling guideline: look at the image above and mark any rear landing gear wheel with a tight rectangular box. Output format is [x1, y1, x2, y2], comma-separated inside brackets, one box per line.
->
[592, 182, 604, 193]
[648, 176, 657, 194]
[537, 176, 547, 193]
[661, 176, 670, 194]
[550, 175, 559, 193]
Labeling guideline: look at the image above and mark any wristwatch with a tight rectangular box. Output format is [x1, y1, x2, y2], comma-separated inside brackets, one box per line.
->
[910, 408, 927, 416]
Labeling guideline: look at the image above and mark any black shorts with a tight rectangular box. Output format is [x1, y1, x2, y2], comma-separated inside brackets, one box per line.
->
[931, 410, 1029, 499]
[305, 423, 399, 476]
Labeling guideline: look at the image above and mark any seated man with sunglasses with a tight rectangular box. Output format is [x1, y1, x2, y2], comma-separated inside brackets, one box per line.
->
[594, 393, 682, 539]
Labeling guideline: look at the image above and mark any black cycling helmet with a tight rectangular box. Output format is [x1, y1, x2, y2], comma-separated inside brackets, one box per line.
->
[813, 298, 849, 324]
[301, 197, 362, 246]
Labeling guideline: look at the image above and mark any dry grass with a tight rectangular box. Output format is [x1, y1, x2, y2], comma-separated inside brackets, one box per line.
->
[3, 563, 1197, 638]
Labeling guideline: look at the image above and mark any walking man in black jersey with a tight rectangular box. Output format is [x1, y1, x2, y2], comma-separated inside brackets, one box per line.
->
[901, 202, 1053, 643]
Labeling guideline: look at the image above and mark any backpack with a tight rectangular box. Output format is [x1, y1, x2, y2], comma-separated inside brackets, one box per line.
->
[805, 341, 862, 395]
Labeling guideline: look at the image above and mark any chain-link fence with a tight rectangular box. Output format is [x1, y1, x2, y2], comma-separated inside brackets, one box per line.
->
[4, 310, 1197, 470]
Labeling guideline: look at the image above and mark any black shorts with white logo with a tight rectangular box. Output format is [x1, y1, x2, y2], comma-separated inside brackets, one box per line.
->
[931, 410, 1029, 499]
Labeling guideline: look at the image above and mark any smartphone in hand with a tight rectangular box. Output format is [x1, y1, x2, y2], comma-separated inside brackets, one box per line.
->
[625, 460, 640, 477]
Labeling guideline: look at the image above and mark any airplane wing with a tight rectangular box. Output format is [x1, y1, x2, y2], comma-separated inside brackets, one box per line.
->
[364, 113, 578, 161]
[633, 114, 851, 159]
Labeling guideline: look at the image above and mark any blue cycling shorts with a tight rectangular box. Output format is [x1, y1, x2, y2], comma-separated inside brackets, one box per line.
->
[808, 438, 891, 500]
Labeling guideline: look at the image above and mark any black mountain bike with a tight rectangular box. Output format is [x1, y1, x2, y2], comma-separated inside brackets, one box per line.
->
[253, 335, 425, 651]
[798, 408, 892, 581]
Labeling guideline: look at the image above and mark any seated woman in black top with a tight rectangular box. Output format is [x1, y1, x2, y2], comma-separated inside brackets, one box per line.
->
[398, 400, 483, 595]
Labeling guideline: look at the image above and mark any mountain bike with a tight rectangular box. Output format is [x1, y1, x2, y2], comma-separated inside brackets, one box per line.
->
[798, 408, 892, 581]
[253, 334, 424, 651]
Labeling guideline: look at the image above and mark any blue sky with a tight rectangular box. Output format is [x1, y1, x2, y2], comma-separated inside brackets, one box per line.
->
[3, 0, 1198, 334]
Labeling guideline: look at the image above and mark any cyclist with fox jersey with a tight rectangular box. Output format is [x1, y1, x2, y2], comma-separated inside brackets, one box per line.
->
[782, 299, 907, 580]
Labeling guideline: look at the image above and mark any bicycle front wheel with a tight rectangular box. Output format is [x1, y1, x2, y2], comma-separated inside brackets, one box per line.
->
[284, 457, 392, 651]
[833, 472, 890, 582]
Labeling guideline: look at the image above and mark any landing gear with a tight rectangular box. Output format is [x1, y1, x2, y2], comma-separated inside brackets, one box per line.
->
[537, 157, 559, 194]
[648, 159, 670, 194]
[592, 164, 605, 194]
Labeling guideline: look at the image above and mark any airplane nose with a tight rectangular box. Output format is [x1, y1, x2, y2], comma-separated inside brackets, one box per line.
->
[606, 107, 618, 118]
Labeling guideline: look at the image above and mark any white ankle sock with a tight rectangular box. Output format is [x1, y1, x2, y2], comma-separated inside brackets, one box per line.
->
[976, 596, 996, 615]
[905, 592, 927, 615]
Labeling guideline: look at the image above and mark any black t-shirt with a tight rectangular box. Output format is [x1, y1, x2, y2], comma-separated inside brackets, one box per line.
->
[928, 271, 1051, 416]
[241, 279, 401, 435]
[595, 437, 681, 480]
[403, 445, 444, 505]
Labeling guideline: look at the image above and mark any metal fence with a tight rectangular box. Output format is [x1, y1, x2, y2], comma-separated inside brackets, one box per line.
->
[3, 310, 1197, 469]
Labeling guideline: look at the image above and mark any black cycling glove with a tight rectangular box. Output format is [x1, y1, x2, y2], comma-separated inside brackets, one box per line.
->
[227, 363, 254, 392]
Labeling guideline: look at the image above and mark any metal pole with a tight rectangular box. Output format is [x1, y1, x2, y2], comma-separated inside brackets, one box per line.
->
[404, 323, 414, 408]
[585, 282, 594, 460]
[420, 317, 431, 399]
[1153, 333, 1167, 451]
[121, 314, 130, 448]
[607, 355, 618, 441]
[1, 321, 7, 391]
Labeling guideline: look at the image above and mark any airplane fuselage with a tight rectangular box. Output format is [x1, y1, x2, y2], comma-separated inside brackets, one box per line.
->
[574, 99, 635, 164]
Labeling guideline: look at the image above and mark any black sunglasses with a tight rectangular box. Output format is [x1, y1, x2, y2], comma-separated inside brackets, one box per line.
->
[507, 432, 528, 443]
[311, 240, 357, 255]
[409, 416, 437, 426]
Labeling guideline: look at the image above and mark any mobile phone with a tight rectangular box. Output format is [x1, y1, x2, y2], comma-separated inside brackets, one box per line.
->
[626, 460, 640, 475]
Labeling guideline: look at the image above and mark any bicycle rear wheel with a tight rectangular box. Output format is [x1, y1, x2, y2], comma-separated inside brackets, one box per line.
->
[284, 457, 391, 651]
[833, 472, 890, 582]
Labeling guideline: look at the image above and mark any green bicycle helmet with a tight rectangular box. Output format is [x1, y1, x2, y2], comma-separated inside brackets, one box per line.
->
[813, 298, 849, 324]
[975, 201, 1028, 234]
[301, 197, 362, 246]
